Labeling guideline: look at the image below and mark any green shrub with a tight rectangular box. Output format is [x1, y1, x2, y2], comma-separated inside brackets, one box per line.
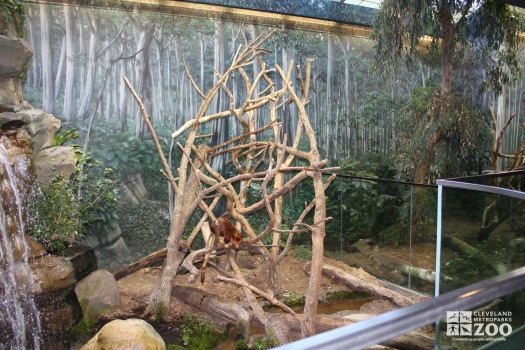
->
[28, 152, 119, 253]
[179, 314, 224, 350]
[290, 245, 312, 260]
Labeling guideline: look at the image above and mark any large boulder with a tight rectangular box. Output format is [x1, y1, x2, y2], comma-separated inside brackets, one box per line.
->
[20, 108, 61, 153]
[74, 269, 121, 323]
[0, 77, 24, 105]
[80, 318, 166, 350]
[34, 145, 77, 184]
[0, 35, 33, 79]
[30, 245, 97, 294]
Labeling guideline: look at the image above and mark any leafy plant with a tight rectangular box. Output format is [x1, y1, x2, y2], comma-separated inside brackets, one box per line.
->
[0, 0, 26, 37]
[395, 85, 486, 182]
[290, 245, 312, 260]
[28, 152, 119, 253]
[179, 314, 224, 350]
[53, 127, 80, 147]
[251, 334, 279, 350]
[325, 161, 397, 249]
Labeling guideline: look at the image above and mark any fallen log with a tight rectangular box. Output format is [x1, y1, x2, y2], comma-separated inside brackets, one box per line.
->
[370, 255, 439, 284]
[171, 285, 433, 349]
[113, 241, 189, 280]
[442, 236, 507, 274]
[309, 262, 419, 308]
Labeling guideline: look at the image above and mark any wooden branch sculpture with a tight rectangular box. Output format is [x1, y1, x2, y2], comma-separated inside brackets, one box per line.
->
[126, 29, 338, 342]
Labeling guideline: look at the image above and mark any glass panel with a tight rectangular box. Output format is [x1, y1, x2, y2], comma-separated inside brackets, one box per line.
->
[440, 188, 525, 294]
[323, 175, 437, 295]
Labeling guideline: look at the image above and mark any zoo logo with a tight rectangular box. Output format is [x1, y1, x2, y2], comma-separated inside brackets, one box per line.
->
[446, 311, 512, 338]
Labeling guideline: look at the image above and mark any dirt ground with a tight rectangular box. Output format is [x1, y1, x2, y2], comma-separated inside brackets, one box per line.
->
[80, 241, 436, 347]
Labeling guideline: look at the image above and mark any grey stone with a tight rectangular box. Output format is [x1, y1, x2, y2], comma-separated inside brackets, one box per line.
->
[0, 78, 23, 105]
[74, 269, 121, 323]
[20, 108, 61, 153]
[0, 111, 26, 130]
[34, 146, 77, 184]
[0, 35, 33, 79]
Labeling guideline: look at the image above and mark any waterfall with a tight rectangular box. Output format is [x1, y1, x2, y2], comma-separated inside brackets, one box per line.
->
[0, 144, 42, 349]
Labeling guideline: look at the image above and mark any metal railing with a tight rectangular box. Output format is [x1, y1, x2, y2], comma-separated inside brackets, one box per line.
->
[274, 172, 525, 350]
[273, 266, 525, 350]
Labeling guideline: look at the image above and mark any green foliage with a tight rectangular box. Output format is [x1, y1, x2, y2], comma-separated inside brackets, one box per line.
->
[0, 0, 26, 37]
[251, 334, 279, 350]
[235, 339, 249, 349]
[167, 345, 184, 350]
[325, 161, 396, 248]
[469, 2, 525, 94]
[372, 0, 524, 92]
[179, 314, 224, 350]
[28, 153, 119, 254]
[69, 318, 95, 342]
[76, 120, 170, 201]
[290, 245, 312, 261]
[396, 85, 486, 181]
[371, 0, 434, 76]
[53, 128, 80, 147]
[442, 238, 507, 290]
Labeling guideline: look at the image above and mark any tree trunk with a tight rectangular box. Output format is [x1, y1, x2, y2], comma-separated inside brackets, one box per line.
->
[118, 43, 128, 131]
[54, 33, 66, 101]
[63, 3, 77, 122]
[155, 37, 166, 122]
[133, 19, 154, 139]
[40, 3, 55, 115]
[325, 35, 334, 157]
[26, 6, 39, 89]
[412, 5, 455, 184]
[211, 20, 229, 173]
[77, 15, 100, 121]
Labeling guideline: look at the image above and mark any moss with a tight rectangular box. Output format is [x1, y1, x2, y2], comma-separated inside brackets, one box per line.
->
[180, 314, 227, 350]
[69, 318, 96, 342]
[278, 291, 305, 308]
[251, 334, 280, 350]
[154, 303, 167, 324]
[325, 290, 370, 303]
[167, 345, 184, 350]
[235, 339, 248, 349]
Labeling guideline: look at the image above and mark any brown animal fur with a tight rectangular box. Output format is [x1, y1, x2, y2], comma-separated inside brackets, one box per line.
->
[200, 218, 243, 283]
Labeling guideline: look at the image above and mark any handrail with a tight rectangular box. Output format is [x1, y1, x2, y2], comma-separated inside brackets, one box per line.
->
[436, 179, 525, 201]
[272, 266, 525, 350]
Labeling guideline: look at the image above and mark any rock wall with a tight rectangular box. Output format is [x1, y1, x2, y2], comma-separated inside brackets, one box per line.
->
[0, 32, 98, 348]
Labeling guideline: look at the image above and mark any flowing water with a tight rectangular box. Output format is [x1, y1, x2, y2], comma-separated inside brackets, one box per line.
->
[0, 144, 42, 349]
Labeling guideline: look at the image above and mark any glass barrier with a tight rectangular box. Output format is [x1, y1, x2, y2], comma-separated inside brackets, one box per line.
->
[291, 174, 438, 295]
[436, 172, 525, 349]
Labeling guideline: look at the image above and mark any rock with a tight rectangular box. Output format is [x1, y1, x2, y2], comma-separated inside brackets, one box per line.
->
[66, 245, 98, 281]
[0, 35, 33, 78]
[121, 172, 148, 203]
[80, 318, 166, 350]
[20, 108, 61, 153]
[30, 254, 77, 293]
[34, 145, 77, 184]
[0, 78, 23, 105]
[36, 289, 82, 335]
[29, 247, 97, 294]
[74, 269, 121, 322]
[118, 182, 140, 205]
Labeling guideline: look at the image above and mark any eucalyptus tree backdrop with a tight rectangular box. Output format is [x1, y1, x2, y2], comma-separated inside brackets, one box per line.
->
[23, 1, 525, 180]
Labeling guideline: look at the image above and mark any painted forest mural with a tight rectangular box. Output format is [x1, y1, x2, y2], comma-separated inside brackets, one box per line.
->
[24, 2, 525, 179]
[22, 1, 525, 268]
